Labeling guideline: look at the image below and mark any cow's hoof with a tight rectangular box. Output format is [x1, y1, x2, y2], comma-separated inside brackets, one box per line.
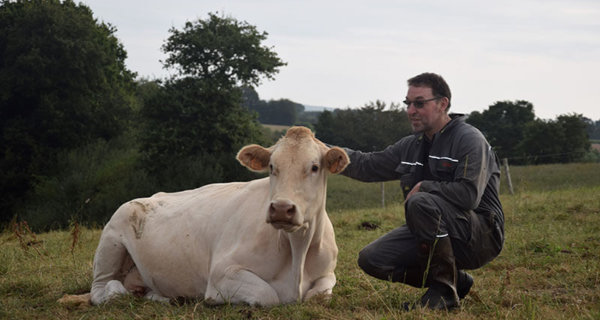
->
[203, 297, 222, 307]
[144, 291, 171, 304]
[305, 292, 332, 305]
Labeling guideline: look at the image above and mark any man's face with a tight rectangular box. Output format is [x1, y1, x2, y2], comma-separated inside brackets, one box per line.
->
[405, 85, 448, 138]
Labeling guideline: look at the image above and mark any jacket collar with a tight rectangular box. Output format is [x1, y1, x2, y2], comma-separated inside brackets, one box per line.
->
[415, 113, 466, 143]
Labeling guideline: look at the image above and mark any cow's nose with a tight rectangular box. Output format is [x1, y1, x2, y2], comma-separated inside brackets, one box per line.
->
[269, 200, 296, 222]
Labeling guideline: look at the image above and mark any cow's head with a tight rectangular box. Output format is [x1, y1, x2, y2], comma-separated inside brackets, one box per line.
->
[236, 126, 349, 232]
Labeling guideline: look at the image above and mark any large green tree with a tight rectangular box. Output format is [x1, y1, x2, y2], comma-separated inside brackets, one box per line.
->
[516, 119, 565, 164]
[0, 0, 136, 224]
[555, 114, 590, 162]
[139, 13, 284, 189]
[162, 12, 285, 88]
[467, 100, 536, 162]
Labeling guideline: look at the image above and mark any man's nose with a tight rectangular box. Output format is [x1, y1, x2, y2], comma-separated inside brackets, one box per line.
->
[407, 104, 417, 114]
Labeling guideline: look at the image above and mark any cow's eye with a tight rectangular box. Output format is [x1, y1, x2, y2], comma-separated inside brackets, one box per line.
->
[311, 165, 319, 173]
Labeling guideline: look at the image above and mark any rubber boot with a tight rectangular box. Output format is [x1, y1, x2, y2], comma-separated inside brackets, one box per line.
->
[392, 267, 427, 288]
[398, 269, 472, 298]
[416, 236, 460, 310]
[457, 270, 473, 299]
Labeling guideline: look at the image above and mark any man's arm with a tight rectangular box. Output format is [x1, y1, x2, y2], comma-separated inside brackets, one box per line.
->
[340, 140, 406, 182]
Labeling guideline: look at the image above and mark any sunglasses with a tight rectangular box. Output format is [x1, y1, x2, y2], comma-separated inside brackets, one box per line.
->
[403, 96, 441, 109]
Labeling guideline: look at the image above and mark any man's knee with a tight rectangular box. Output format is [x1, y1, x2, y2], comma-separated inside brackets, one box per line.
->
[405, 193, 437, 223]
[357, 246, 375, 274]
[357, 246, 391, 281]
[405, 193, 448, 241]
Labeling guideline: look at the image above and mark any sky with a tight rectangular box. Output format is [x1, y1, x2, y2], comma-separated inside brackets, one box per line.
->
[80, 0, 600, 121]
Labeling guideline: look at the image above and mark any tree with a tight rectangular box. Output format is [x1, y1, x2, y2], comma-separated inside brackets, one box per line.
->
[0, 0, 136, 224]
[162, 12, 285, 88]
[315, 101, 411, 151]
[139, 13, 284, 189]
[469, 101, 591, 165]
[584, 117, 600, 140]
[242, 87, 309, 126]
[517, 119, 565, 164]
[555, 114, 590, 162]
[467, 100, 536, 162]
[516, 115, 589, 164]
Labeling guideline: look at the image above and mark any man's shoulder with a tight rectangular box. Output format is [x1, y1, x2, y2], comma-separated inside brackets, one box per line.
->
[396, 133, 421, 146]
[449, 114, 483, 135]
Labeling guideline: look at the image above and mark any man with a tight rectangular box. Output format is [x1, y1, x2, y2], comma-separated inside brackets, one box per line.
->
[340, 72, 504, 310]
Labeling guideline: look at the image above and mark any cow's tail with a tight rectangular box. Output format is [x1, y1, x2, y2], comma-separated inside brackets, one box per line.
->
[57, 293, 91, 307]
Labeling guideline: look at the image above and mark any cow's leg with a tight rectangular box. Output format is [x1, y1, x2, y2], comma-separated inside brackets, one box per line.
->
[143, 291, 170, 303]
[205, 264, 279, 306]
[90, 226, 131, 305]
[304, 273, 336, 301]
[121, 265, 168, 303]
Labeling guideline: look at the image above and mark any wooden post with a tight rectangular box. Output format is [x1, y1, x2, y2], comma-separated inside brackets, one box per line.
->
[381, 182, 385, 208]
[503, 158, 514, 195]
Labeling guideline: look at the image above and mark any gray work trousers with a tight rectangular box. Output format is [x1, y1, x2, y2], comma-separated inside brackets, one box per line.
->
[357, 192, 503, 285]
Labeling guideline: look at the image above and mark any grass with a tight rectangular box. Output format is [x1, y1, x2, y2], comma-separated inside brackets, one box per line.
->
[1, 162, 599, 319]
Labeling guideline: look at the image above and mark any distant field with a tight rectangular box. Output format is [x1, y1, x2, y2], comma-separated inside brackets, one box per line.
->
[1, 162, 599, 319]
[262, 124, 290, 132]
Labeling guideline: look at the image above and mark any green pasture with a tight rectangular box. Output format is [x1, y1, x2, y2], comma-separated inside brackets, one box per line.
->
[1, 162, 599, 319]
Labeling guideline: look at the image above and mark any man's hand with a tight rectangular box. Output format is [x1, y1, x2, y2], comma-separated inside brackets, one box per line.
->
[405, 181, 422, 200]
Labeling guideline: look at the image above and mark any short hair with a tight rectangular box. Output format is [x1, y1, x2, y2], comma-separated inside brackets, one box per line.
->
[407, 72, 452, 110]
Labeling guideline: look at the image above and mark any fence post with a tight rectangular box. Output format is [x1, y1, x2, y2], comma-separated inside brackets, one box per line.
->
[503, 158, 514, 195]
[381, 182, 385, 208]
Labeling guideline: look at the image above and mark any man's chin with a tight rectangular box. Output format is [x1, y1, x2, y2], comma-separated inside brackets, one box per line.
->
[411, 125, 423, 133]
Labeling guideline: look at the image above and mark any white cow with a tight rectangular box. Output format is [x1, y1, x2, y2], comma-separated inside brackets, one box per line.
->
[60, 126, 349, 306]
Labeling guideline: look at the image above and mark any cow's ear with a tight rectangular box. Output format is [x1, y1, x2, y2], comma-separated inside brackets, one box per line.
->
[324, 147, 350, 174]
[237, 144, 271, 172]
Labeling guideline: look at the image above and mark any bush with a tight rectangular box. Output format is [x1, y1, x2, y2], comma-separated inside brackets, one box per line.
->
[20, 136, 154, 231]
[150, 154, 225, 193]
[581, 149, 600, 163]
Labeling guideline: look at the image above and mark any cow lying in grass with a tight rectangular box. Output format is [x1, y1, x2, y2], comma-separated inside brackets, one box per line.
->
[59, 126, 349, 306]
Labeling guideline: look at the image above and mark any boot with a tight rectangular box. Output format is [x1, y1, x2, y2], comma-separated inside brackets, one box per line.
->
[457, 270, 474, 299]
[396, 268, 472, 298]
[416, 236, 460, 310]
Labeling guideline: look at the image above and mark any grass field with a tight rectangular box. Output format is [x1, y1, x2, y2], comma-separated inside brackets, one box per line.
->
[262, 124, 291, 132]
[1, 162, 599, 319]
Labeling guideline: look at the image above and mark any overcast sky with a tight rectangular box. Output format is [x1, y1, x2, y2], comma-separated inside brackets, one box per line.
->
[80, 0, 600, 121]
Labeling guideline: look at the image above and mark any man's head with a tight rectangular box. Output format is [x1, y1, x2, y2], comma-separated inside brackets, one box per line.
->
[404, 73, 452, 138]
[407, 72, 451, 110]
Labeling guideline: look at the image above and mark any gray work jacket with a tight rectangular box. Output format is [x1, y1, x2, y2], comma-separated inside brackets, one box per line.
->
[341, 114, 504, 222]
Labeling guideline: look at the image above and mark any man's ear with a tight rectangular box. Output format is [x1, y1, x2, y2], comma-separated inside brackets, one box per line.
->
[440, 96, 450, 112]
[324, 147, 350, 174]
[236, 144, 271, 172]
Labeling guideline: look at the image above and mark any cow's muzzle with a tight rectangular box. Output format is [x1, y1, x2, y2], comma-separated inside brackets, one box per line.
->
[267, 199, 300, 231]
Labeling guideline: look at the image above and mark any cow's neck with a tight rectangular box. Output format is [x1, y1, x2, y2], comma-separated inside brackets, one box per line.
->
[285, 199, 327, 303]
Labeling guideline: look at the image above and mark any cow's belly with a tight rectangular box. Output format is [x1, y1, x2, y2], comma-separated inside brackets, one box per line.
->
[124, 220, 212, 298]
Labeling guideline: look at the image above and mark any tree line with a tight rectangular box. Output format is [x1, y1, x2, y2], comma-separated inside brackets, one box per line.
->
[1, 1, 597, 230]
[309, 100, 597, 166]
